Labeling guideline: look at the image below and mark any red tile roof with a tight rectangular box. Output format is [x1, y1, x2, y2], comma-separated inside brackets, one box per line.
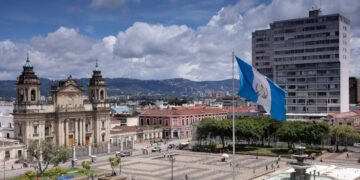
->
[141, 107, 227, 117]
[224, 107, 256, 113]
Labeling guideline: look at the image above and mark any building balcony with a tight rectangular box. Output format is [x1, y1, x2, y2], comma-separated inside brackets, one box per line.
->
[33, 133, 39, 137]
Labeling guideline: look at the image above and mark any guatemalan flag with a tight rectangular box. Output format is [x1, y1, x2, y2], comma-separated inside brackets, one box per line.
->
[236, 56, 286, 121]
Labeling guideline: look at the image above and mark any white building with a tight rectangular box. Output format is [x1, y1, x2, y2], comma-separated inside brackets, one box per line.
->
[0, 101, 14, 139]
[252, 9, 350, 116]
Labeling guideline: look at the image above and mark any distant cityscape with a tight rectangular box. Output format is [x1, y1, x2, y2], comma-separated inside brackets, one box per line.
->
[1, 4, 360, 180]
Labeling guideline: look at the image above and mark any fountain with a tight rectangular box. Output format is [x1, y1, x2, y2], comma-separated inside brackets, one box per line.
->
[288, 146, 311, 180]
[266, 146, 335, 180]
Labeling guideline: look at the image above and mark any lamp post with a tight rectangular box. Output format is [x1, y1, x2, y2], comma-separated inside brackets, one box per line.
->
[119, 158, 122, 175]
[71, 139, 77, 168]
[169, 155, 175, 180]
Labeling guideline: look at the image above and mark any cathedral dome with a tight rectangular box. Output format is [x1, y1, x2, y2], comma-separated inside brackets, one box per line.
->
[17, 56, 40, 85]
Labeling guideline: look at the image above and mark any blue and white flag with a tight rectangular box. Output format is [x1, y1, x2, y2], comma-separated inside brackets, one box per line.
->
[236, 56, 286, 121]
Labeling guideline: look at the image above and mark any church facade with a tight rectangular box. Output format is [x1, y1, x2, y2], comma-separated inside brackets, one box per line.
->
[13, 57, 111, 148]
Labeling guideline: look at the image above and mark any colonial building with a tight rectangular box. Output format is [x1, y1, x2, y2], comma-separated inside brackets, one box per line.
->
[140, 106, 227, 139]
[13, 58, 111, 148]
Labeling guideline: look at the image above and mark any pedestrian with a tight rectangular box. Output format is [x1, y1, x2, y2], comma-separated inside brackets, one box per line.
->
[253, 169, 255, 174]
[266, 165, 268, 171]
[278, 155, 281, 161]
[347, 153, 350, 159]
[185, 174, 188, 180]
[11, 165, 14, 170]
[271, 164, 274, 169]
[277, 164, 280, 168]
[320, 157, 323, 162]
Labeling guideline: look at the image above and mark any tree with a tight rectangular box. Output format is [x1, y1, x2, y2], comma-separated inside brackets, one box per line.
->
[108, 157, 121, 176]
[27, 140, 71, 175]
[276, 121, 305, 150]
[215, 120, 231, 148]
[80, 161, 92, 179]
[44, 167, 66, 180]
[24, 170, 36, 180]
[235, 119, 263, 144]
[331, 125, 360, 151]
[303, 121, 330, 146]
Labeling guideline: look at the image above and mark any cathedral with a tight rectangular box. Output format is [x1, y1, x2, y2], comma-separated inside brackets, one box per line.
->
[13, 57, 111, 148]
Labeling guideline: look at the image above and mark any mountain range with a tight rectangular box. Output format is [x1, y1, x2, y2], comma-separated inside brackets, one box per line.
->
[0, 78, 239, 99]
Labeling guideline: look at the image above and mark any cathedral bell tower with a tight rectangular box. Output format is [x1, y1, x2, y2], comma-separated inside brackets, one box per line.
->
[16, 55, 41, 104]
[88, 60, 107, 103]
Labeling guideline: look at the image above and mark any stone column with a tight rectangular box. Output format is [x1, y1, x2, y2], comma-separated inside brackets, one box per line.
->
[74, 119, 78, 146]
[107, 141, 111, 153]
[120, 138, 123, 151]
[65, 120, 68, 147]
[58, 120, 63, 146]
[88, 144, 92, 156]
[79, 119, 84, 145]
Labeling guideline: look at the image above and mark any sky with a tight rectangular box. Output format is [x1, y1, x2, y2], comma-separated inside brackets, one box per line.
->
[0, 0, 359, 81]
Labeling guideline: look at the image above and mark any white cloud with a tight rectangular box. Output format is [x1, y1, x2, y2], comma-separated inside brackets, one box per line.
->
[0, 0, 360, 81]
[90, 0, 140, 9]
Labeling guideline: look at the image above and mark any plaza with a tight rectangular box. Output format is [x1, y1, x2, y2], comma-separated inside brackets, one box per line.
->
[91, 150, 287, 180]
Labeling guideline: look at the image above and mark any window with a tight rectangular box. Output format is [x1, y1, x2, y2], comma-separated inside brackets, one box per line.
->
[5, 151, 10, 159]
[30, 89, 36, 101]
[102, 134, 105, 142]
[45, 127, 50, 136]
[101, 121, 105, 129]
[33, 126, 38, 134]
[100, 90, 104, 100]
[9, 123, 12, 128]
[85, 124, 89, 132]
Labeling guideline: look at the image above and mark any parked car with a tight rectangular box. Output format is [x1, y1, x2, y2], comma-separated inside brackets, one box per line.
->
[168, 144, 176, 149]
[354, 143, 360, 147]
[151, 147, 162, 152]
[178, 142, 189, 150]
[116, 151, 132, 157]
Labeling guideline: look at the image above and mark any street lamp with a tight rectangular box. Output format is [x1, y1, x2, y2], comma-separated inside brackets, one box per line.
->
[71, 138, 77, 168]
[169, 155, 175, 180]
[119, 158, 122, 175]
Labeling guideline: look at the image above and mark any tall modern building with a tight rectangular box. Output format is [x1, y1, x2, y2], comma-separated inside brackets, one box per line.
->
[349, 77, 360, 105]
[252, 9, 350, 118]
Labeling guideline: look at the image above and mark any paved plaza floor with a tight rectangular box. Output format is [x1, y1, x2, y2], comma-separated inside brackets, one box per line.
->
[93, 150, 285, 180]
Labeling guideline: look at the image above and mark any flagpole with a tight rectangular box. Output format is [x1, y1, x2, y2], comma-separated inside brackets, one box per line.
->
[232, 51, 236, 180]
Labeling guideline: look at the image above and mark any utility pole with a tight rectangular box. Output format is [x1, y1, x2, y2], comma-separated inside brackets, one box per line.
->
[3, 140, 5, 180]
[169, 155, 175, 180]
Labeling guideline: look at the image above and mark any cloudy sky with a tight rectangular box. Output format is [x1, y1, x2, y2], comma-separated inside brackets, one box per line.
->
[0, 0, 359, 81]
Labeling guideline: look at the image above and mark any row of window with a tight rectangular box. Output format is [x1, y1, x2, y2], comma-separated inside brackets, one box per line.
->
[274, 54, 339, 62]
[273, 38, 339, 48]
[288, 106, 340, 112]
[277, 77, 340, 84]
[272, 16, 339, 29]
[287, 98, 339, 104]
[276, 62, 340, 70]
[277, 69, 340, 76]
[273, 31, 339, 42]
[274, 46, 338, 55]
[287, 91, 340, 97]
[255, 56, 270, 60]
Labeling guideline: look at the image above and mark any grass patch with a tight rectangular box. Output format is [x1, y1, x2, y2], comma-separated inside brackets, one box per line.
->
[234, 145, 321, 156]
[10, 167, 102, 180]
